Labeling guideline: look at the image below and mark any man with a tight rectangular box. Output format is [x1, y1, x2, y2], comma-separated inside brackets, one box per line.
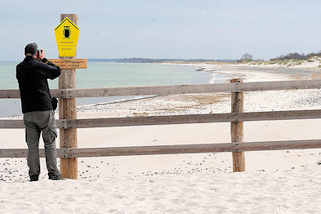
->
[16, 42, 62, 181]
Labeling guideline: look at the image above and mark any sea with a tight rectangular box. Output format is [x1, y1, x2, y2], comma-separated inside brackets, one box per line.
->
[0, 61, 230, 117]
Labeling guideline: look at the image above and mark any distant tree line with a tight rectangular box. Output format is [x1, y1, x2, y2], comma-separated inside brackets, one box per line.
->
[237, 53, 253, 62]
[271, 51, 321, 61]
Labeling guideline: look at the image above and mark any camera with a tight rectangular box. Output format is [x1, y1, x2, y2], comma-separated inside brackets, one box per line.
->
[36, 49, 43, 58]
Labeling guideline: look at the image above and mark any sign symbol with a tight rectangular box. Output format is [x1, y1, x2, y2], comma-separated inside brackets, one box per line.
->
[64, 26, 70, 38]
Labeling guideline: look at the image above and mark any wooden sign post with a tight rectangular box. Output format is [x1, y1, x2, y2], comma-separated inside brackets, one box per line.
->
[55, 14, 87, 179]
[231, 78, 245, 172]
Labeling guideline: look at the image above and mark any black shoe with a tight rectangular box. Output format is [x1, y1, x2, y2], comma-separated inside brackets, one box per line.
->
[48, 174, 64, 180]
[29, 176, 39, 182]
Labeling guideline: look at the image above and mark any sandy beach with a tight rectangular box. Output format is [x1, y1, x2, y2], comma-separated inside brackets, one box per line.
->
[1, 63, 321, 213]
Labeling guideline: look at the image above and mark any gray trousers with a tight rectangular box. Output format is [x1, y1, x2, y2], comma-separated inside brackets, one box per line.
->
[23, 110, 60, 177]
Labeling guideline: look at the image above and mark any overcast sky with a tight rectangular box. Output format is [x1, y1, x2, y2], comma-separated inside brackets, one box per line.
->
[0, 0, 320, 61]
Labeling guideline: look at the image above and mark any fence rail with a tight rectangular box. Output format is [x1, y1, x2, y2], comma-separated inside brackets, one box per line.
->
[1, 139, 321, 158]
[1, 79, 321, 99]
[1, 109, 321, 129]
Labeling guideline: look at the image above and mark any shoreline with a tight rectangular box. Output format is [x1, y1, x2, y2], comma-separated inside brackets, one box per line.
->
[2, 61, 319, 119]
[3, 62, 320, 121]
[0, 62, 210, 118]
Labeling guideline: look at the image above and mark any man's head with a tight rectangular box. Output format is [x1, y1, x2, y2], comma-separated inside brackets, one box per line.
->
[24, 42, 38, 57]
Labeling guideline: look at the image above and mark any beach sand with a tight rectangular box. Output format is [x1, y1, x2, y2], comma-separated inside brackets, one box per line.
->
[1, 64, 321, 213]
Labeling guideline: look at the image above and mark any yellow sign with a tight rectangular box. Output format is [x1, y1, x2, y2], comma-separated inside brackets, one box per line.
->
[54, 17, 80, 57]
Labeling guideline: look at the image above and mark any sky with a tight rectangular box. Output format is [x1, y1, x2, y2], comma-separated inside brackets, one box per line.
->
[0, 0, 320, 61]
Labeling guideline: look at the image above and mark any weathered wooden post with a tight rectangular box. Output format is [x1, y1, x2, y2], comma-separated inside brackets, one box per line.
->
[59, 14, 78, 179]
[53, 14, 87, 179]
[231, 78, 245, 172]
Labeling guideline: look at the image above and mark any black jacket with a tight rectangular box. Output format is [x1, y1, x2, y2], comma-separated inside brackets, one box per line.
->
[16, 56, 61, 113]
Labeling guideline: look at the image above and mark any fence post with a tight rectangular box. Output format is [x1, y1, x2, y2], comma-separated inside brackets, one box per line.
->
[231, 78, 245, 172]
[58, 14, 78, 179]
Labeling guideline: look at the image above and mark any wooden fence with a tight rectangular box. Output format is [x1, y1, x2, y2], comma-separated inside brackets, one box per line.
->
[1, 79, 321, 175]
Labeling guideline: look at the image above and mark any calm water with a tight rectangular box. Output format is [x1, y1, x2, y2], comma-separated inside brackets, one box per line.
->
[0, 61, 220, 117]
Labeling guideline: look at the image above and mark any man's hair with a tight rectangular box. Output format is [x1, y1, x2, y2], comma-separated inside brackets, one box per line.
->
[25, 42, 38, 56]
